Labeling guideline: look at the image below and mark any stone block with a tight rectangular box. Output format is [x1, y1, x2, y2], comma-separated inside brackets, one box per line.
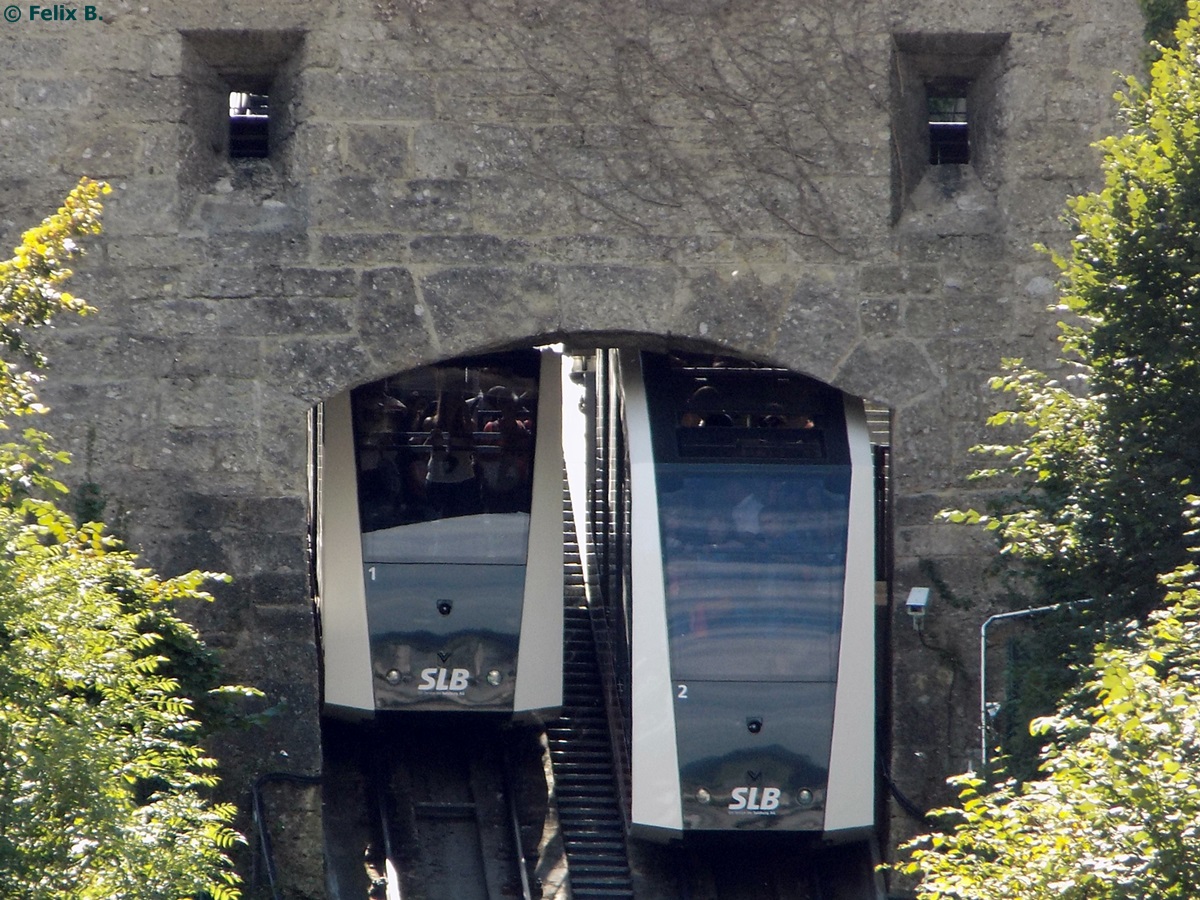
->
[860, 295, 902, 337]
[92, 72, 182, 124]
[344, 122, 412, 175]
[280, 266, 359, 298]
[183, 494, 308, 535]
[0, 119, 68, 179]
[255, 404, 316, 493]
[433, 69, 567, 123]
[106, 235, 206, 269]
[53, 127, 142, 178]
[289, 121, 344, 177]
[265, 336, 374, 401]
[859, 263, 942, 296]
[170, 336, 265, 379]
[421, 264, 560, 346]
[673, 268, 791, 355]
[225, 529, 309, 575]
[220, 295, 355, 337]
[50, 331, 178, 380]
[103, 179, 182, 236]
[205, 230, 309, 265]
[229, 570, 310, 609]
[308, 175, 386, 230]
[13, 77, 92, 110]
[136, 529, 234, 576]
[408, 234, 529, 265]
[160, 425, 261, 476]
[354, 266, 433, 371]
[317, 231, 409, 265]
[904, 290, 1016, 340]
[0, 35, 67, 70]
[837, 338, 942, 410]
[412, 122, 529, 179]
[527, 234, 621, 264]
[300, 69, 436, 121]
[190, 193, 306, 235]
[187, 262, 282, 298]
[383, 178, 470, 232]
[470, 175, 579, 235]
[555, 264, 677, 336]
[773, 270, 862, 383]
[160, 377, 261, 429]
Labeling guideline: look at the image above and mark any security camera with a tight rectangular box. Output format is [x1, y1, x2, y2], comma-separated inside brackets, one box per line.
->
[906, 587, 930, 629]
[906, 587, 930, 615]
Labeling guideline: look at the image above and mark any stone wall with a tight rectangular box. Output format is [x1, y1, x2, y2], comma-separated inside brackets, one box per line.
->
[0, 0, 1144, 894]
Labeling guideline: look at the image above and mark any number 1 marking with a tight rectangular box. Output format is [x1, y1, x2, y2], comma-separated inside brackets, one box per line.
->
[368, 566, 376, 581]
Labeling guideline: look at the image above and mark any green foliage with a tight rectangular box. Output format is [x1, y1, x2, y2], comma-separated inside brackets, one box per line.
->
[900, 554, 1200, 899]
[946, 358, 1102, 573]
[0, 512, 246, 900]
[908, 7, 1200, 894]
[1059, 9, 1200, 614]
[949, 1, 1200, 621]
[1140, 0, 1189, 49]
[0, 180, 105, 508]
[0, 180, 252, 898]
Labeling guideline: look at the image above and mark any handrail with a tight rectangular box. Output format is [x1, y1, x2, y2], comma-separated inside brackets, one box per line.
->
[979, 598, 1092, 766]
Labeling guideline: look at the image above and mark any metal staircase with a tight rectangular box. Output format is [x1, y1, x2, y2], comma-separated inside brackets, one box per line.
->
[543, 498, 635, 899]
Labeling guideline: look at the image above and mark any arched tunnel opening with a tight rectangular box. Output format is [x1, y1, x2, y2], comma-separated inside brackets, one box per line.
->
[308, 341, 893, 900]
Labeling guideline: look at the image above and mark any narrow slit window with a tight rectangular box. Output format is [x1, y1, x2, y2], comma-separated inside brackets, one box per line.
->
[928, 88, 969, 164]
[229, 91, 270, 159]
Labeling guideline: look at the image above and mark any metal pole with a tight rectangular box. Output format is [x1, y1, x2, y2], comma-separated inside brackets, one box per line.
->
[979, 599, 1092, 767]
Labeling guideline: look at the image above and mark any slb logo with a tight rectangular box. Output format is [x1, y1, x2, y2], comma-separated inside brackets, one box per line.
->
[728, 786, 781, 813]
[417, 667, 470, 692]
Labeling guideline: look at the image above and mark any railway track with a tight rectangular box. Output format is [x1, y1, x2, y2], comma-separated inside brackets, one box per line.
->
[318, 464, 882, 900]
[323, 716, 536, 900]
[657, 836, 881, 900]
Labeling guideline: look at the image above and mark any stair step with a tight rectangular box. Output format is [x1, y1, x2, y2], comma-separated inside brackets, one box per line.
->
[551, 496, 636, 900]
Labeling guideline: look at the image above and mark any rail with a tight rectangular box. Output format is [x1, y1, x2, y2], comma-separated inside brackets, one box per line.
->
[250, 771, 322, 900]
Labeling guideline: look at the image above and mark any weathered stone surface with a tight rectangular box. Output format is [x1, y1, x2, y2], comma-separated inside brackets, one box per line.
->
[421, 263, 561, 350]
[774, 270, 863, 382]
[355, 265, 433, 371]
[300, 70, 438, 121]
[675, 268, 792, 355]
[556, 264, 677, 337]
[408, 233, 530, 265]
[0, 0, 1148, 894]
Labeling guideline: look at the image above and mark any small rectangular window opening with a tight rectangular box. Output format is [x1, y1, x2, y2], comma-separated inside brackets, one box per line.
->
[927, 86, 969, 165]
[229, 90, 270, 159]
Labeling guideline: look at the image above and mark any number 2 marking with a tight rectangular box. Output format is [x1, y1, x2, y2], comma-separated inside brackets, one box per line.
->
[677, 684, 688, 700]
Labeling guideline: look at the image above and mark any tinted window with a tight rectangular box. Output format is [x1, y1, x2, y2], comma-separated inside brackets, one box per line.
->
[352, 351, 540, 564]
[657, 465, 850, 682]
[642, 351, 849, 465]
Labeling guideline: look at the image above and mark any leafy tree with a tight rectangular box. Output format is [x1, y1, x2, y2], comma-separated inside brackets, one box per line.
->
[0, 179, 250, 899]
[899, 548, 1200, 899]
[941, 0, 1200, 775]
[902, 5, 1200, 894]
[1140, 0, 1189, 48]
[941, 1, 1200, 759]
[953, 2, 1200, 623]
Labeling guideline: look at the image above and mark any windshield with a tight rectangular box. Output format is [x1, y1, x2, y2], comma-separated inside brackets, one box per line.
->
[656, 465, 850, 682]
